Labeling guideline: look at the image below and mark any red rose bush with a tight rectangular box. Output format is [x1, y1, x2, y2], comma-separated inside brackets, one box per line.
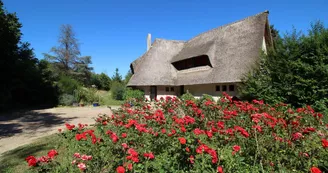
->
[26, 93, 327, 172]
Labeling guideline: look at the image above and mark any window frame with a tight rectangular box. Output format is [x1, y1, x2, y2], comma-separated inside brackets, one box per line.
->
[165, 87, 169, 92]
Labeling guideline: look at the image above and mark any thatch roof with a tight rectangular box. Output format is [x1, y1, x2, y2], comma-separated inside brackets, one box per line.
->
[128, 11, 272, 86]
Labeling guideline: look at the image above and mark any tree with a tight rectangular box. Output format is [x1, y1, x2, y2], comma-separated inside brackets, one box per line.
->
[124, 69, 133, 85]
[112, 68, 122, 83]
[0, 0, 57, 110]
[240, 21, 328, 109]
[43, 24, 92, 85]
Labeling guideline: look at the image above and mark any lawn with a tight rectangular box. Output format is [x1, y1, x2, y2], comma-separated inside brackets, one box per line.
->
[0, 134, 63, 173]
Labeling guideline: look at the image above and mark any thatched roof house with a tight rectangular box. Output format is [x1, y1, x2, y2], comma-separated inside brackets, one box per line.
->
[128, 11, 273, 100]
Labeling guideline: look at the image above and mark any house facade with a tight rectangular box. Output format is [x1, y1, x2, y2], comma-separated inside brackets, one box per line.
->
[127, 11, 273, 100]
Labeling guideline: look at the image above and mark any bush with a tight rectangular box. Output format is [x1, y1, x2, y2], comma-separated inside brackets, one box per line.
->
[26, 95, 328, 172]
[111, 81, 125, 100]
[58, 94, 74, 106]
[57, 76, 81, 94]
[123, 88, 144, 101]
[180, 90, 196, 102]
[198, 94, 215, 105]
[74, 87, 100, 104]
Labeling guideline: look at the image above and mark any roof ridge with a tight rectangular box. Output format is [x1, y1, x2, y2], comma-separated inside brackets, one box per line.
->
[187, 10, 269, 43]
[155, 38, 186, 43]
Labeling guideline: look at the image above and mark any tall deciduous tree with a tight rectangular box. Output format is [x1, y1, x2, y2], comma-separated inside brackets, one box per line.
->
[44, 24, 93, 84]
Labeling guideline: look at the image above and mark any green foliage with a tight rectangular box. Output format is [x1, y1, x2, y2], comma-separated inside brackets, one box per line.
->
[124, 69, 133, 85]
[241, 21, 328, 108]
[57, 76, 80, 95]
[111, 81, 125, 100]
[90, 73, 111, 90]
[180, 90, 196, 102]
[124, 88, 144, 101]
[199, 94, 215, 104]
[58, 94, 74, 106]
[0, 1, 57, 110]
[74, 87, 100, 104]
[112, 68, 122, 83]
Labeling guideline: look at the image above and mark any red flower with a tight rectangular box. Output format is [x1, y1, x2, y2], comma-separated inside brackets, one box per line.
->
[143, 152, 155, 159]
[75, 133, 87, 141]
[37, 156, 49, 163]
[217, 166, 224, 173]
[121, 133, 127, 138]
[65, 123, 75, 130]
[122, 143, 129, 149]
[310, 167, 322, 173]
[25, 156, 38, 167]
[77, 162, 86, 171]
[47, 149, 58, 159]
[185, 147, 190, 152]
[73, 153, 81, 158]
[178, 137, 186, 145]
[232, 145, 241, 152]
[127, 163, 133, 171]
[189, 155, 195, 164]
[322, 139, 328, 148]
[81, 154, 92, 161]
[161, 128, 166, 134]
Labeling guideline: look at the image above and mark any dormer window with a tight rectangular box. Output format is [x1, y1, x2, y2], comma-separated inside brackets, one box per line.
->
[172, 55, 212, 71]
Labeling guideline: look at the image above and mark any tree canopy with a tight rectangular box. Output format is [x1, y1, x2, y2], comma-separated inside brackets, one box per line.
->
[240, 21, 328, 111]
[0, 0, 57, 110]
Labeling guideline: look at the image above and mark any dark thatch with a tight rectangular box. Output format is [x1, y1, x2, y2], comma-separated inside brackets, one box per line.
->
[128, 11, 272, 86]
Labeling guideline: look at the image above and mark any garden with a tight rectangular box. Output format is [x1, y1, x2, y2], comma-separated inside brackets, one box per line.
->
[21, 93, 327, 173]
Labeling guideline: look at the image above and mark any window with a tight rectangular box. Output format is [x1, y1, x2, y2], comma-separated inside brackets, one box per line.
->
[170, 87, 174, 92]
[229, 85, 235, 91]
[172, 55, 212, 71]
[216, 85, 220, 91]
[222, 85, 227, 91]
[165, 87, 169, 92]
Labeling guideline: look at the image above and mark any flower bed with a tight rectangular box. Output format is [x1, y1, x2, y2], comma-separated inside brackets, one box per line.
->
[26, 93, 327, 172]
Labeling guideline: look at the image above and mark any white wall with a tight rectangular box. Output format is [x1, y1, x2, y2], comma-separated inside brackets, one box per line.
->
[135, 86, 179, 100]
[135, 83, 238, 101]
[184, 83, 238, 101]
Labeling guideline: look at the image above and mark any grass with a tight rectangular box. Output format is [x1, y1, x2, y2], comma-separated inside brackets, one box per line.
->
[0, 134, 63, 173]
[98, 90, 124, 106]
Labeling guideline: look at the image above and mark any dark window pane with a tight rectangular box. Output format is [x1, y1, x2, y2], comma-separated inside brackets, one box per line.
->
[222, 85, 227, 91]
[170, 87, 174, 92]
[216, 85, 220, 91]
[229, 85, 235, 91]
[165, 87, 169, 92]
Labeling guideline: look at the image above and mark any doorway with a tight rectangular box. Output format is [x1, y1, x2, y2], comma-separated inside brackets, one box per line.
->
[150, 86, 157, 100]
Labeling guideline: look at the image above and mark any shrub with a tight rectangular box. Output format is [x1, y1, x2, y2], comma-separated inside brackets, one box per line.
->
[57, 76, 81, 94]
[180, 90, 196, 102]
[27, 94, 328, 173]
[198, 94, 215, 105]
[111, 81, 125, 100]
[123, 88, 144, 101]
[74, 87, 100, 104]
[58, 94, 74, 106]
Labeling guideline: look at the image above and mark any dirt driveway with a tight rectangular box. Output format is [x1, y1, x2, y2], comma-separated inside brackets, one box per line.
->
[0, 106, 118, 156]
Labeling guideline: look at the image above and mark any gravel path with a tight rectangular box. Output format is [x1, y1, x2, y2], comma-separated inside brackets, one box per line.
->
[0, 106, 118, 157]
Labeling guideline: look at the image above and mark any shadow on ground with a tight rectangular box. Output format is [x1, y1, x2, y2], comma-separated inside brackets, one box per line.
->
[0, 134, 61, 172]
[0, 109, 77, 138]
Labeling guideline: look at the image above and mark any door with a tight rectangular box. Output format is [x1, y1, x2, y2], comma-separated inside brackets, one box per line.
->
[180, 85, 184, 96]
[150, 86, 157, 100]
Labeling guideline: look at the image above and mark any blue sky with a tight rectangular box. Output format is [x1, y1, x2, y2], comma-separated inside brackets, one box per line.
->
[3, 0, 328, 76]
